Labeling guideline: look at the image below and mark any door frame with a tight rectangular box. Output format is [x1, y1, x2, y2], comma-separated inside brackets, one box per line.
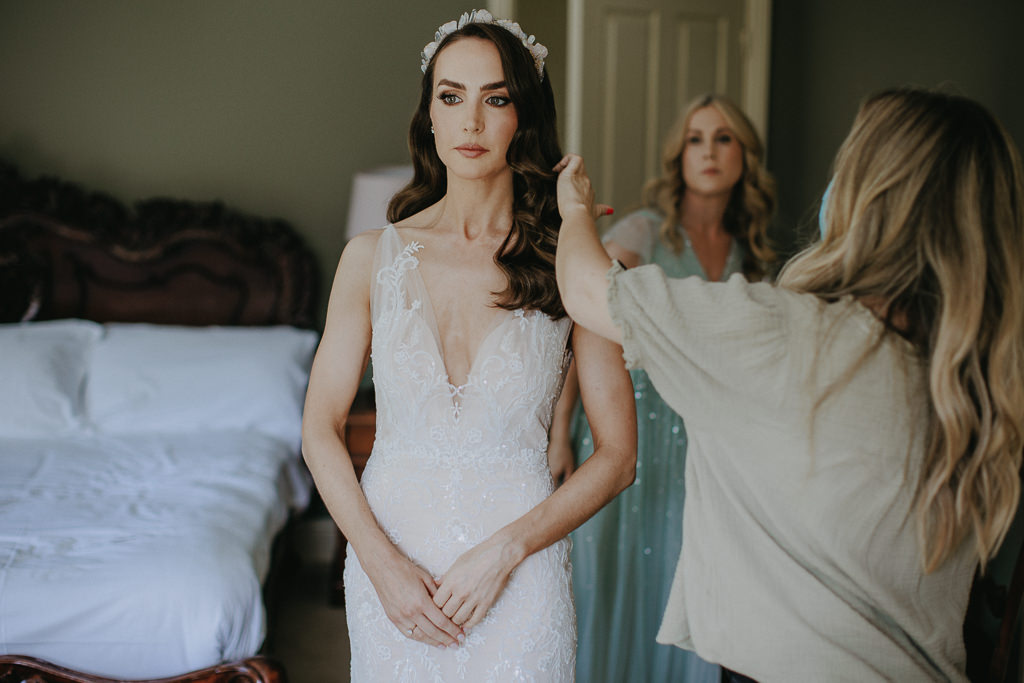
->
[489, 0, 772, 152]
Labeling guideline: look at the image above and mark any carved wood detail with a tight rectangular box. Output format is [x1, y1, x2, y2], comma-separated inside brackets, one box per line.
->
[0, 655, 285, 683]
[0, 160, 319, 329]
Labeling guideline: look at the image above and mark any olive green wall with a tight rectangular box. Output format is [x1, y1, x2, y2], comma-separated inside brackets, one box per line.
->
[2, 1, 1022, 314]
[768, 0, 1024, 257]
[0, 0, 467, 317]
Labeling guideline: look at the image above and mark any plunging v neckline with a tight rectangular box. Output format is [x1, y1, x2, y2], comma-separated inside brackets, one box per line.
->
[391, 225, 516, 391]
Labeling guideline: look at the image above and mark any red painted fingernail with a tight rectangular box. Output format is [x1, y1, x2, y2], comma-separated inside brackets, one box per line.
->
[605, 207, 614, 215]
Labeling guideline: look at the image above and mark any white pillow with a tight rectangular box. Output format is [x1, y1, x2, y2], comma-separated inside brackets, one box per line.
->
[86, 324, 319, 446]
[0, 319, 103, 437]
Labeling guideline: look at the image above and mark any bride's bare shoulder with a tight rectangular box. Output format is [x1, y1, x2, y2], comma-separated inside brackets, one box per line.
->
[341, 227, 386, 263]
[392, 202, 442, 241]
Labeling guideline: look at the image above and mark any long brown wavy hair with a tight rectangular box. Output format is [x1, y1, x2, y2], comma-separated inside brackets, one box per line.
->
[643, 93, 776, 279]
[387, 21, 566, 319]
[778, 87, 1024, 572]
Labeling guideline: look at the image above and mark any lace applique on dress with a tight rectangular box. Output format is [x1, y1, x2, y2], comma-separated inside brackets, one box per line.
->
[345, 225, 575, 682]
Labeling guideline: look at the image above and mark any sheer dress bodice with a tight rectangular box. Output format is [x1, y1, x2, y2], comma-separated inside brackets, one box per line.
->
[344, 225, 576, 682]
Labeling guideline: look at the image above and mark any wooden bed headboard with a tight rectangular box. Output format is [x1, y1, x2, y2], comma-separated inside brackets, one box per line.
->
[0, 162, 310, 682]
[0, 161, 319, 329]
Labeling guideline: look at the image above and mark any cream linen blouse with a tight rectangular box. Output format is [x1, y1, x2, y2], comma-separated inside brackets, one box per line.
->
[606, 262, 975, 682]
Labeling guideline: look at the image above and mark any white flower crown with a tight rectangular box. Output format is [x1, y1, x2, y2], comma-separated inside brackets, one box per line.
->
[420, 9, 548, 81]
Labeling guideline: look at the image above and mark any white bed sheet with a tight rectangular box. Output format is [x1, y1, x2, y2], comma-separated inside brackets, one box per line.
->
[0, 430, 311, 678]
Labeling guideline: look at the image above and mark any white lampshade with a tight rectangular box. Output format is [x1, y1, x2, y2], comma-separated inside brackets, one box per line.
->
[345, 165, 415, 239]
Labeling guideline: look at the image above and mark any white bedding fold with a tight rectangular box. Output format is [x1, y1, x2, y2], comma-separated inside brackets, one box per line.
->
[0, 430, 309, 678]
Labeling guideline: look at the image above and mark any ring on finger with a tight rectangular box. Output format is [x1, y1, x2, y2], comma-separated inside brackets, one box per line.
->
[407, 626, 416, 636]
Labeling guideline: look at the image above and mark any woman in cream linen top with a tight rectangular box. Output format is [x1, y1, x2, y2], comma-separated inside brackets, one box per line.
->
[551, 87, 1024, 681]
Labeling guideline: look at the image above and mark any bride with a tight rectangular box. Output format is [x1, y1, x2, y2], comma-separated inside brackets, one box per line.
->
[301, 10, 637, 681]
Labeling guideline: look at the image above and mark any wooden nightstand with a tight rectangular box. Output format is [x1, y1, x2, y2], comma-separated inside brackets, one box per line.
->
[329, 390, 375, 606]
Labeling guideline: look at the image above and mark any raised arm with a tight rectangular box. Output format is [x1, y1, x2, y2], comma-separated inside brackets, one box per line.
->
[554, 154, 623, 343]
[432, 322, 637, 630]
[301, 231, 462, 648]
[547, 236, 641, 484]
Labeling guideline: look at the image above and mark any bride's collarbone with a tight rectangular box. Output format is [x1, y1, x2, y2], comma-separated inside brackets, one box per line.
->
[416, 252, 508, 305]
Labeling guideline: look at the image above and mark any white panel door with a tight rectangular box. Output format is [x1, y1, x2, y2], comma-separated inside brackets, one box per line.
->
[565, 0, 761, 214]
[494, 0, 769, 215]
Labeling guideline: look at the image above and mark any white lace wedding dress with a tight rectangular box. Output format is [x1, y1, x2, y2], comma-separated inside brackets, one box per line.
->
[344, 225, 576, 682]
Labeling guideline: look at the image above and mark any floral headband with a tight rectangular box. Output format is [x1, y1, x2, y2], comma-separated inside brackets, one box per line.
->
[420, 9, 548, 81]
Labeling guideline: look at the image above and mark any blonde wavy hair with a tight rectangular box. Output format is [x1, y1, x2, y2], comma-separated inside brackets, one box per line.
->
[778, 87, 1024, 572]
[643, 93, 776, 279]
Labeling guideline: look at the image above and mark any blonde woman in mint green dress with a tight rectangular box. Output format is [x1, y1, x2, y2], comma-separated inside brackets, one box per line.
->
[548, 94, 775, 682]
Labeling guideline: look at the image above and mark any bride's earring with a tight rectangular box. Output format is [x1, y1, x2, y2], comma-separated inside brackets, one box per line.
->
[430, 125, 435, 135]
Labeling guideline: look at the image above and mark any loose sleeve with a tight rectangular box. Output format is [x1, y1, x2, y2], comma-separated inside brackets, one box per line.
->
[601, 209, 661, 264]
[606, 261, 794, 427]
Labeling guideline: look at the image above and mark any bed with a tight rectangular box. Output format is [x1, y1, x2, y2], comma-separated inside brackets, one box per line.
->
[0, 160, 320, 682]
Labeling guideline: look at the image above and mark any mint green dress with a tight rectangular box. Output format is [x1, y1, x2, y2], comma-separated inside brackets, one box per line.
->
[572, 209, 742, 683]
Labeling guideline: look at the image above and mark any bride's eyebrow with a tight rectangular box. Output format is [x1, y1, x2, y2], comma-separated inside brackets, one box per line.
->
[436, 79, 508, 92]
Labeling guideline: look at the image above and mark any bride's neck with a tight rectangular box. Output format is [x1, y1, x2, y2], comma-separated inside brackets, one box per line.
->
[441, 172, 515, 239]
